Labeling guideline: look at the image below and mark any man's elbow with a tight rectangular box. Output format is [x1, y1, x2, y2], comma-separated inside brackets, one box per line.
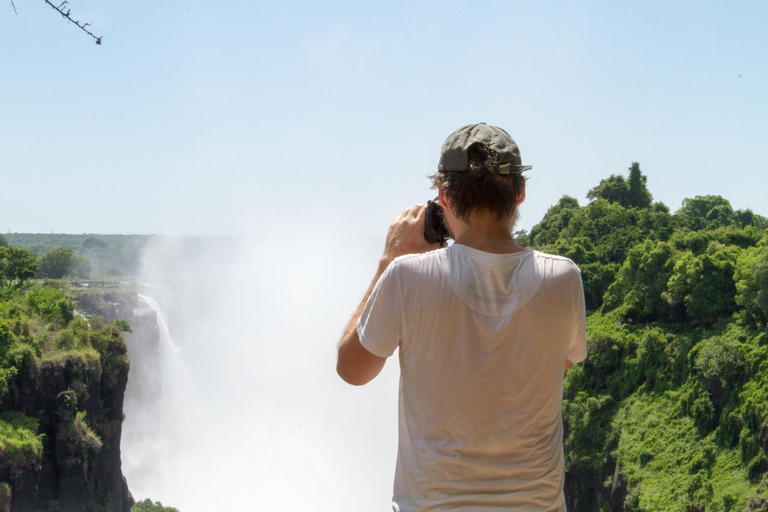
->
[336, 330, 387, 385]
[336, 357, 375, 386]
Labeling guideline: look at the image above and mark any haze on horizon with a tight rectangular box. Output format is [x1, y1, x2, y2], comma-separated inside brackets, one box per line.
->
[1, 1, 766, 238]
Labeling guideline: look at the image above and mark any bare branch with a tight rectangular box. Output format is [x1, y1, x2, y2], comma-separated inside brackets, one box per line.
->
[43, 0, 102, 44]
[10, 0, 18, 15]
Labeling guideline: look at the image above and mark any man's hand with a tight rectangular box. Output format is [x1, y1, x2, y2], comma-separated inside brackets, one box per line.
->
[337, 204, 441, 386]
[382, 204, 442, 266]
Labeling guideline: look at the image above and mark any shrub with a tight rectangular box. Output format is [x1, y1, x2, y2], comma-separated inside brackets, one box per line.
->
[603, 240, 677, 322]
[73, 411, 102, 453]
[132, 499, 180, 512]
[735, 244, 768, 328]
[665, 243, 741, 326]
[695, 337, 745, 391]
[0, 321, 13, 357]
[0, 481, 10, 509]
[25, 286, 75, 327]
[0, 411, 43, 472]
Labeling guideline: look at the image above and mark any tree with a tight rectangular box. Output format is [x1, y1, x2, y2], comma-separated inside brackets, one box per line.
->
[0, 234, 7, 248]
[603, 240, 677, 321]
[0, 246, 39, 289]
[587, 163, 653, 210]
[528, 195, 581, 247]
[132, 499, 180, 512]
[665, 242, 741, 325]
[586, 174, 630, 206]
[675, 195, 736, 231]
[735, 242, 768, 327]
[38, 247, 75, 279]
[72, 254, 92, 278]
[38, 247, 93, 279]
[734, 209, 768, 230]
[626, 162, 653, 209]
[564, 199, 643, 264]
[82, 237, 107, 250]
[580, 261, 620, 311]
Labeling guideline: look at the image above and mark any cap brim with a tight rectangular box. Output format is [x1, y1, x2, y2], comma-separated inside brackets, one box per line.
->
[439, 164, 532, 174]
[499, 163, 532, 175]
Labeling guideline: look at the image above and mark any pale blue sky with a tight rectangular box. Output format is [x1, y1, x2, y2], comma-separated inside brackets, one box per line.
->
[2, 1, 766, 235]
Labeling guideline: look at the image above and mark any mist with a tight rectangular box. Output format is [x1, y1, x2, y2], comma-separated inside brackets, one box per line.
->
[121, 224, 401, 511]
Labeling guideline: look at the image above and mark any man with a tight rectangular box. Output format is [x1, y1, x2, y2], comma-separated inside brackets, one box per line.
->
[337, 123, 587, 511]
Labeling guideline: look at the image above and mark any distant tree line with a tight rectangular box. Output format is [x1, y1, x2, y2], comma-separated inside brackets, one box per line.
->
[4, 234, 150, 276]
[1, 241, 95, 293]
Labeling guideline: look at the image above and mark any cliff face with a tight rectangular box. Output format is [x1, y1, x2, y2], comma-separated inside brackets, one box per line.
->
[3, 349, 132, 511]
[0, 281, 149, 512]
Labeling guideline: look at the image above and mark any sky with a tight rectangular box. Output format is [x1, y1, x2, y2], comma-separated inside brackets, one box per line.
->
[1, 1, 767, 237]
[2, 3, 768, 509]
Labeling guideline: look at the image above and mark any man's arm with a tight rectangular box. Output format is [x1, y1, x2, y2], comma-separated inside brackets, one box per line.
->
[337, 204, 440, 386]
[336, 259, 390, 386]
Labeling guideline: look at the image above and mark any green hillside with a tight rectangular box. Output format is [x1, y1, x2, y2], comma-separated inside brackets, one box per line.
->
[523, 163, 768, 510]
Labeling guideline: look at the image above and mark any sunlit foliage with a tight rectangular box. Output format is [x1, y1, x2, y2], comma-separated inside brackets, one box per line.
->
[529, 162, 768, 510]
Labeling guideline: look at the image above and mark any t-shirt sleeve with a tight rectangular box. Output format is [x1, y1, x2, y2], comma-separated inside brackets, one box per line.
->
[356, 261, 402, 358]
[568, 266, 588, 363]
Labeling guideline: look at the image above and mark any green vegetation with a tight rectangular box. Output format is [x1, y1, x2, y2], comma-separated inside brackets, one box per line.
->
[0, 246, 38, 293]
[2, 162, 764, 510]
[0, 259, 132, 503]
[0, 481, 10, 510]
[524, 163, 768, 510]
[38, 246, 92, 279]
[132, 499, 180, 512]
[0, 411, 43, 473]
[5, 233, 151, 276]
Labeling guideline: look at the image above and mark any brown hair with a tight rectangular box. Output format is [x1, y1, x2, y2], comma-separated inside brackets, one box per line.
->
[429, 142, 525, 222]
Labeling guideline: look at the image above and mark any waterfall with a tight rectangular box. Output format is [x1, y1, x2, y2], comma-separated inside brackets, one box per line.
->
[120, 233, 401, 511]
[122, 294, 199, 504]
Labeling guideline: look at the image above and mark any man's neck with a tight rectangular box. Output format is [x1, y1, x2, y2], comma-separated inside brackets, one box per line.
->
[451, 214, 526, 255]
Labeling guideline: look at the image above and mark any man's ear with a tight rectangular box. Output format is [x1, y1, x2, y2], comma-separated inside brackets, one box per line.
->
[438, 185, 449, 210]
[516, 179, 526, 207]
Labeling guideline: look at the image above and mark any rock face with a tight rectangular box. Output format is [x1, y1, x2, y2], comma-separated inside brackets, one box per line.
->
[564, 468, 608, 512]
[564, 459, 626, 512]
[0, 282, 155, 512]
[2, 345, 133, 511]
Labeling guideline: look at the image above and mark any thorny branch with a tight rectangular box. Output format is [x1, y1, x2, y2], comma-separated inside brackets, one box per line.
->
[42, 0, 102, 45]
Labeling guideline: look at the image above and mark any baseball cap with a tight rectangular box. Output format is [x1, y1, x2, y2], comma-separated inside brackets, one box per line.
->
[438, 123, 532, 175]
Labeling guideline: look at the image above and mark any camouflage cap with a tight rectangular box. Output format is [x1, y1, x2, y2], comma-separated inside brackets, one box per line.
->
[438, 123, 532, 175]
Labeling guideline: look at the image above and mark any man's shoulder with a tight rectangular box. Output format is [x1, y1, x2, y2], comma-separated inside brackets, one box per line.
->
[387, 249, 445, 280]
[531, 250, 582, 279]
[392, 249, 444, 267]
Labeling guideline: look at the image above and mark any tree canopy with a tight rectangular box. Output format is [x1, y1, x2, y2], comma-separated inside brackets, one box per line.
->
[38, 247, 92, 279]
[0, 246, 39, 291]
[527, 161, 768, 510]
[585, 162, 652, 209]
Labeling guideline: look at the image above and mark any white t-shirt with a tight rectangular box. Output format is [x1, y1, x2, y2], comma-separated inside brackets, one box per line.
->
[357, 245, 587, 512]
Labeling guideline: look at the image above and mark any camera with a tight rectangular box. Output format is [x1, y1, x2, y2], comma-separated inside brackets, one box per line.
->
[423, 197, 451, 245]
